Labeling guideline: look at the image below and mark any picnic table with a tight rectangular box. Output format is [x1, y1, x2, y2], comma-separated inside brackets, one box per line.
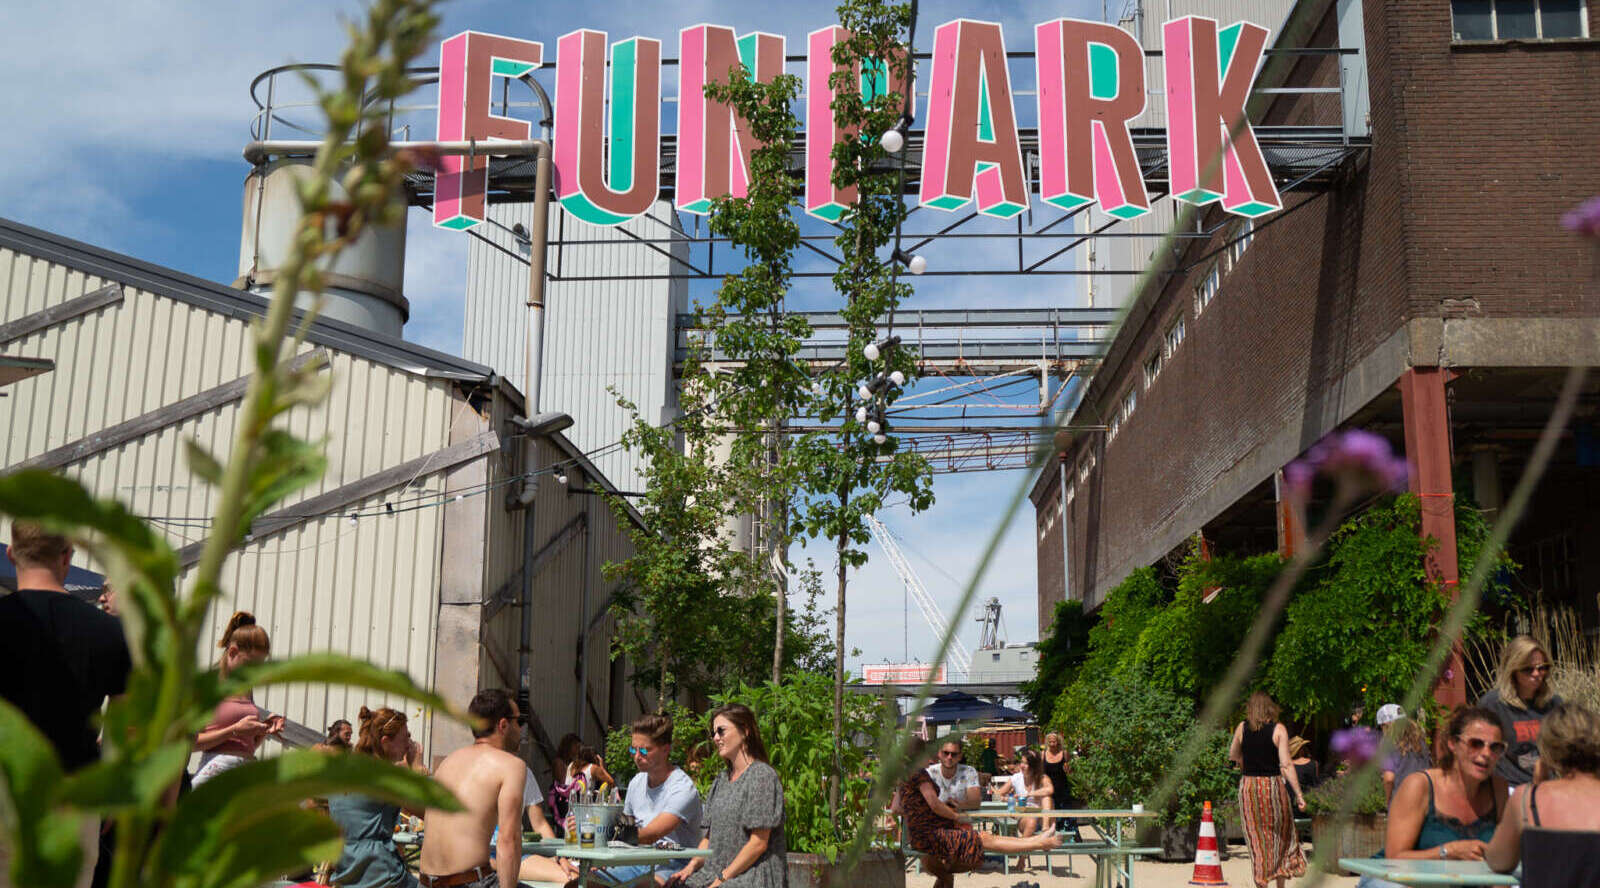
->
[1339, 858, 1519, 886]
[934, 808, 1160, 887]
[544, 843, 712, 888]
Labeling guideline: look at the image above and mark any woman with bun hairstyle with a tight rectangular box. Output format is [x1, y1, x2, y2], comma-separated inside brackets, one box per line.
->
[192, 611, 283, 785]
[326, 706, 424, 888]
[1487, 702, 1600, 886]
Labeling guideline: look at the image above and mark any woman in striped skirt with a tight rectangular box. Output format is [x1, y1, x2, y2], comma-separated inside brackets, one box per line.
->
[1229, 691, 1307, 888]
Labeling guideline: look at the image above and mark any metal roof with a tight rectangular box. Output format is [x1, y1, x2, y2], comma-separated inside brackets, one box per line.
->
[0, 216, 494, 382]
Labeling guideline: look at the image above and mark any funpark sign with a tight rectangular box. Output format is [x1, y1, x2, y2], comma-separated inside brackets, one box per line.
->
[432, 16, 1281, 232]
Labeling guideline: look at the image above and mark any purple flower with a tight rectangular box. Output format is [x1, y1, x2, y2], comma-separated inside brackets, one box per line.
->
[1281, 429, 1408, 506]
[1562, 196, 1600, 240]
[1330, 727, 1382, 768]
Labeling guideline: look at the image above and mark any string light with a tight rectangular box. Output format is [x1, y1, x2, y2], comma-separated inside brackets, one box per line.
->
[889, 370, 907, 387]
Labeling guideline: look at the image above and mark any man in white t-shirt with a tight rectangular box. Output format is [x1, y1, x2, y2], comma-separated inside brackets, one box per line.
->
[926, 738, 982, 810]
[607, 713, 702, 885]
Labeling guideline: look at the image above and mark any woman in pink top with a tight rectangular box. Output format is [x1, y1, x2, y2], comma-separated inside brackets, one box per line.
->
[192, 611, 282, 785]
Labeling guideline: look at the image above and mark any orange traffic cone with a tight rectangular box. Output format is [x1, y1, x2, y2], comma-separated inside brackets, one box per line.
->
[1189, 800, 1228, 886]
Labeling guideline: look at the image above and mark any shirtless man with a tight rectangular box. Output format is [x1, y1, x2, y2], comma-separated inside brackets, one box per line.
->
[420, 689, 577, 888]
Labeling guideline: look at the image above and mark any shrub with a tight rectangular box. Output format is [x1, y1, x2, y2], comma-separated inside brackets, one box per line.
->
[1061, 674, 1235, 826]
[1304, 771, 1386, 817]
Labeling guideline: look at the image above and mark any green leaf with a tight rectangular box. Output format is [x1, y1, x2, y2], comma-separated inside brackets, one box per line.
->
[0, 698, 85, 888]
[0, 470, 179, 595]
[238, 429, 327, 533]
[191, 653, 465, 727]
[185, 439, 225, 486]
[190, 808, 342, 888]
[154, 751, 460, 878]
[57, 743, 191, 813]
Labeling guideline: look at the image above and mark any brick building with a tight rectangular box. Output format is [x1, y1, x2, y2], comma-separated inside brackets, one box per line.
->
[1033, 0, 1600, 654]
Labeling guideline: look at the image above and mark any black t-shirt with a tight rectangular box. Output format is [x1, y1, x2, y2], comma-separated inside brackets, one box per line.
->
[0, 588, 131, 771]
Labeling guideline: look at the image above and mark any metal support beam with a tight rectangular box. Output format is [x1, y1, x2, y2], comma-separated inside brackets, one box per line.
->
[0, 284, 123, 347]
[12, 350, 327, 472]
[1398, 367, 1465, 707]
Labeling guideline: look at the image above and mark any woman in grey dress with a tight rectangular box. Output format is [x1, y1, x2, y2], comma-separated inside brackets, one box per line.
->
[667, 703, 786, 888]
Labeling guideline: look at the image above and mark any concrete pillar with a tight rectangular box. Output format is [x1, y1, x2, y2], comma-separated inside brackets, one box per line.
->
[1471, 446, 1503, 522]
[1398, 367, 1466, 707]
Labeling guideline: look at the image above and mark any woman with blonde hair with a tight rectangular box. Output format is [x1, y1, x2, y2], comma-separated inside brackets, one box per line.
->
[1229, 691, 1306, 888]
[192, 611, 282, 785]
[1487, 702, 1600, 885]
[1478, 635, 1564, 786]
[326, 706, 424, 888]
[1380, 717, 1431, 803]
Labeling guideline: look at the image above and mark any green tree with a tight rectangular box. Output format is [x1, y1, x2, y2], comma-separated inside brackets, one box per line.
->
[0, 5, 465, 886]
[1018, 599, 1095, 719]
[1267, 494, 1506, 722]
[786, 0, 934, 822]
[1133, 545, 1281, 703]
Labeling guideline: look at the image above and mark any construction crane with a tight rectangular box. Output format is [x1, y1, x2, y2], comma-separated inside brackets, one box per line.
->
[865, 514, 972, 679]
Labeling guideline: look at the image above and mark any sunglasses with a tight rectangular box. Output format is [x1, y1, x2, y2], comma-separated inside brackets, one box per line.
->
[938, 750, 960, 758]
[1518, 664, 1551, 676]
[629, 746, 652, 756]
[713, 726, 732, 738]
[1456, 736, 1507, 756]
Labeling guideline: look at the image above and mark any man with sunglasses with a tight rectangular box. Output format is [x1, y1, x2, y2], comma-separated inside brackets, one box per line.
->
[420, 689, 578, 888]
[926, 739, 982, 811]
[604, 713, 702, 886]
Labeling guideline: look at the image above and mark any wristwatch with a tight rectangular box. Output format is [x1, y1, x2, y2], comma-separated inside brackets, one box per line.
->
[1438, 843, 1449, 859]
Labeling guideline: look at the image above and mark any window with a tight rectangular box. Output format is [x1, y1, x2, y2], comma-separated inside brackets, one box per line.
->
[1228, 219, 1254, 266]
[1120, 388, 1137, 423]
[1194, 264, 1221, 315]
[992, 652, 1002, 662]
[1164, 316, 1187, 358]
[1065, 482, 1076, 505]
[1078, 451, 1095, 482]
[1452, 0, 1587, 40]
[1143, 352, 1163, 388]
[1108, 412, 1122, 441]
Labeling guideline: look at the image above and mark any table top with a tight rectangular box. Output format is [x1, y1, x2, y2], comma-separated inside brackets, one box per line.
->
[965, 808, 1159, 820]
[1338, 858, 1519, 886]
[554, 844, 712, 863]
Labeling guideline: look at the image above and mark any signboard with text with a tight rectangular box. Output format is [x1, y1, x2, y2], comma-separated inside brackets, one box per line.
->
[433, 15, 1280, 231]
[863, 663, 948, 685]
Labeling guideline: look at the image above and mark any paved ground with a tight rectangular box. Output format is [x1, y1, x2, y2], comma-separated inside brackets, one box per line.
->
[903, 843, 1360, 888]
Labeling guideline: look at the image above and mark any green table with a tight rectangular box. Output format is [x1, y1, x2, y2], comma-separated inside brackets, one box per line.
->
[1339, 858, 1519, 885]
[964, 808, 1158, 886]
[553, 843, 712, 888]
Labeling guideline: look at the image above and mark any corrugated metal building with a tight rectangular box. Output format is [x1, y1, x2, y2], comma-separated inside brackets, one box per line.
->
[463, 201, 688, 495]
[0, 216, 647, 777]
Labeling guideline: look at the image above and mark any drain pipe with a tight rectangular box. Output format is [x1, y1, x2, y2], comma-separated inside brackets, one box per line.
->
[516, 75, 557, 724]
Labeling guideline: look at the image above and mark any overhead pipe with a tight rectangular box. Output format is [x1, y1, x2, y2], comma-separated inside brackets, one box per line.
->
[242, 138, 545, 165]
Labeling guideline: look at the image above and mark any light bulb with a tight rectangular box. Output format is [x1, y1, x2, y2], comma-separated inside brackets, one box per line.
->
[889, 370, 906, 387]
[556, 473, 569, 485]
[907, 254, 928, 275]
[867, 420, 882, 434]
[880, 127, 905, 153]
[855, 406, 868, 423]
[864, 342, 881, 361]
[873, 433, 888, 445]
[811, 381, 825, 396]
[347, 515, 358, 527]
[858, 384, 872, 400]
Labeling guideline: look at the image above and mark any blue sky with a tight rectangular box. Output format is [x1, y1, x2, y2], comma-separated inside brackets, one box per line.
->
[0, 0, 1112, 681]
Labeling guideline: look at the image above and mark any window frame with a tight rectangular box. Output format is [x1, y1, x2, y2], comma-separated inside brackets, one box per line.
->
[1164, 316, 1187, 359]
[1143, 351, 1163, 388]
[1451, 0, 1590, 41]
[1194, 264, 1221, 315]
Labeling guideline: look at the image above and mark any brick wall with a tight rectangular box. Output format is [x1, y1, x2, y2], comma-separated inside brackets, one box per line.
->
[1035, 0, 1600, 614]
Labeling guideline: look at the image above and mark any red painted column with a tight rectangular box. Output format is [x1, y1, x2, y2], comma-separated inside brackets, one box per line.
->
[1398, 367, 1467, 707]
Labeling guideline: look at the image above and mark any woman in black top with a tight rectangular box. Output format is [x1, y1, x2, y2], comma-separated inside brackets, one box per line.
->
[1229, 692, 1306, 888]
[1487, 702, 1600, 887]
[1288, 736, 1319, 791]
[1042, 732, 1078, 837]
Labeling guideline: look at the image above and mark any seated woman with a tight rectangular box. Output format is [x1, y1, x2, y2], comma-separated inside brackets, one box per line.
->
[998, 750, 1055, 870]
[1486, 702, 1600, 887]
[326, 706, 424, 888]
[667, 703, 785, 888]
[1358, 706, 1509, 888]
[893, 738, 1062, 888]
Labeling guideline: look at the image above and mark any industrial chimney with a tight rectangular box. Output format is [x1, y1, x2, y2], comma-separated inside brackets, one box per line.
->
[236, 158, 409, 337]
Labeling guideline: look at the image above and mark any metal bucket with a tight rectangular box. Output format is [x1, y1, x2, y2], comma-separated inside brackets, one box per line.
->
[572, 803, 624, 844]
